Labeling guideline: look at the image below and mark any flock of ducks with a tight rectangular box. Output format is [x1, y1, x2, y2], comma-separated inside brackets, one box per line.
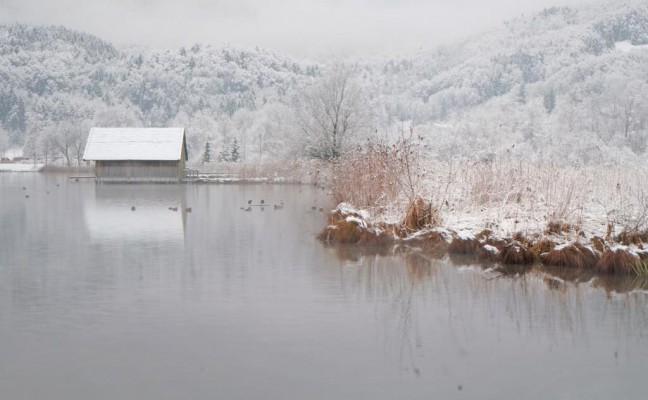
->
[22, 183, 60, 199]
[22, 185, 324, 214]
[240, 199, 284, 212]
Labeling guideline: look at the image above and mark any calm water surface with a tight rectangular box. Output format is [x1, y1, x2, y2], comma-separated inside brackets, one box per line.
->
[1, 173, 647, 399]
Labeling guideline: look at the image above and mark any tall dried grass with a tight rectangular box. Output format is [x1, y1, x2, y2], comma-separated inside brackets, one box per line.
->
[402, 197, 442, 232]
[198, 159, 320, 183]
[329, 141, 402, 212]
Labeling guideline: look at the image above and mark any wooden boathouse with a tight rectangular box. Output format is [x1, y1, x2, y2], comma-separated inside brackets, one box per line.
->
[83, 127, 188, 183]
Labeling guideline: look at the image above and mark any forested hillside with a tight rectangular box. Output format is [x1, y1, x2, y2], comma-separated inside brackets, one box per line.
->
[0, 0, 647, 165]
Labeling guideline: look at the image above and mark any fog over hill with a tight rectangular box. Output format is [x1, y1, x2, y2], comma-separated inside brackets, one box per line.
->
[0, 0, 647, 165]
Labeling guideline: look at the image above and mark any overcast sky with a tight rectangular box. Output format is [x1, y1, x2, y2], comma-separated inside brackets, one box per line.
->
[0, 0, 590, 56]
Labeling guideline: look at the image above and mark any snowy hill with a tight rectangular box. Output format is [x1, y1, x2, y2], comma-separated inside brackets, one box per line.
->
[363, 0, 648, 164]
[0, 0, 647, 164]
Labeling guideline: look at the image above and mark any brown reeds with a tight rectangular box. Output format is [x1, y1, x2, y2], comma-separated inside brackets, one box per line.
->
[530, 239, 554, 255]
[402, 197, 441, 232]
[591, 236, 606, 253]
[329, 142, 402, 211]
[477, 239, 504, 262]
[449, 237, 480, 255]
[318, 219, 364, 243]
[615, 229, 648, 246]
[541, 243, 598, 269]
[318, 206, 367, 244]
[318, 205, 398, 246]
[595, 248, 640, 274]
[405, 230, 450, 258]
[500, 242, 537, 265]
[545, 220, 573, 235]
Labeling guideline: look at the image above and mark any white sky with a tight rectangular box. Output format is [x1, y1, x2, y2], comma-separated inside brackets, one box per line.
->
[0, 0, 591, 56]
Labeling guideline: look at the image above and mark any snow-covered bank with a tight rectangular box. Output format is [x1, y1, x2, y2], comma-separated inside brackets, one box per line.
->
[0, 163, 44, 172]
[319, 194, 648, 276]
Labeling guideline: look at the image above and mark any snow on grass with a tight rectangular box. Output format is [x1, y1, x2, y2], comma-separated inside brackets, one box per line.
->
[456, 229, 476, 241]
[0, 163, 44, 172]
[336, 203, 371, 221]
[615, 41, 648, 53]
[345, 216, 367, 229]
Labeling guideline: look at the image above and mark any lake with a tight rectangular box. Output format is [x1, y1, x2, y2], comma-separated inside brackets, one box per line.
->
[1, 173, 647, 399]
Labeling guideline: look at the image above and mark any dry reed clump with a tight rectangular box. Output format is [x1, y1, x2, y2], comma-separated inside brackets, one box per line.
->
[591, 236, 606, 253]
[318, 219, 364, 244]
[476, 229, 493, 241]
[541, 243, 599, 270]
[595, 248, 641, 275]
[357, 224, 397, 246]
[401, 197, 442, 232]
[500, 241, 537, 265]
[545, 220, 573, 235]
[449, 237, 480, 255]
[531, 239, 554, 256]
[476, 237, 505, 262]
[317, 205, 396, 246]
[318, 206, 368, 244]
[615, 229, 648, 246]
[406, 230, 450, 258]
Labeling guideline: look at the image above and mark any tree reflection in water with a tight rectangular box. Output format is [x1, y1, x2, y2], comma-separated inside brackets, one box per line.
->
[325, 244, 648, 376]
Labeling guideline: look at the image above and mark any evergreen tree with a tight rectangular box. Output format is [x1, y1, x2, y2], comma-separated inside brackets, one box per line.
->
[230, 138, 240, 162]
[217, 143, 230, 162]
[543, 88, 556, 114]
[202, 141, 212, 163]
[517, 83, 527, 105]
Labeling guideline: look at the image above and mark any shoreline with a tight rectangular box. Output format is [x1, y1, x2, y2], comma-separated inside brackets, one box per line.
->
[319, 203, 648, 277]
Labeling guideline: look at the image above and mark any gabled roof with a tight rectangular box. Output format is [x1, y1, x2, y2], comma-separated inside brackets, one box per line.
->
[83, 127, 187, 161]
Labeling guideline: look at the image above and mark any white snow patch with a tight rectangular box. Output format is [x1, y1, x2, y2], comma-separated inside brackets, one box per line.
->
[335, 203, 371, 221]
[433, 122, 453, 129]
[553, 242, 571, 252]
[615, 41, 648, 53]
[610, 244, 640, 257]
[345, 216, 367, 229]
[0, 163, 44, 172]
[456, 230, 476, 241]
[483, 244, 500, 255]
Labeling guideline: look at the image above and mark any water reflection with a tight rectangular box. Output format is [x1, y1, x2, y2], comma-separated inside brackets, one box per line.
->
[84, 185, 187, 245]
[2, 173, 648, 399]
[327, 244, 648, 379]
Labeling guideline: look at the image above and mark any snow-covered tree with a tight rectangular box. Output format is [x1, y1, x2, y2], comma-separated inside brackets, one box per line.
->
[230, 138, 240, 162]
[217, 143, 231, 162]
[0, 127, 9, 158]
[202, 141, 212, 164]
[295, 64, 367, 159]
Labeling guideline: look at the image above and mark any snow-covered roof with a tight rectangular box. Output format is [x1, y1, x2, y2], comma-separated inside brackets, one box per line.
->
[83, 127, 187, 161]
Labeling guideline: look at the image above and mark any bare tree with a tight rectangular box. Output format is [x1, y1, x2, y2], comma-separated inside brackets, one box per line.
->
[49, 123, 87, 167]
[0, 127, 9, 158]
[71, 124, 89, 166]
[296, 64, 366, 159]
[38, 131, 55, 164]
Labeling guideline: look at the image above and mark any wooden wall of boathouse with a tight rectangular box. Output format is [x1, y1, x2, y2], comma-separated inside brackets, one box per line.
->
[95, 154, 186, 183]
